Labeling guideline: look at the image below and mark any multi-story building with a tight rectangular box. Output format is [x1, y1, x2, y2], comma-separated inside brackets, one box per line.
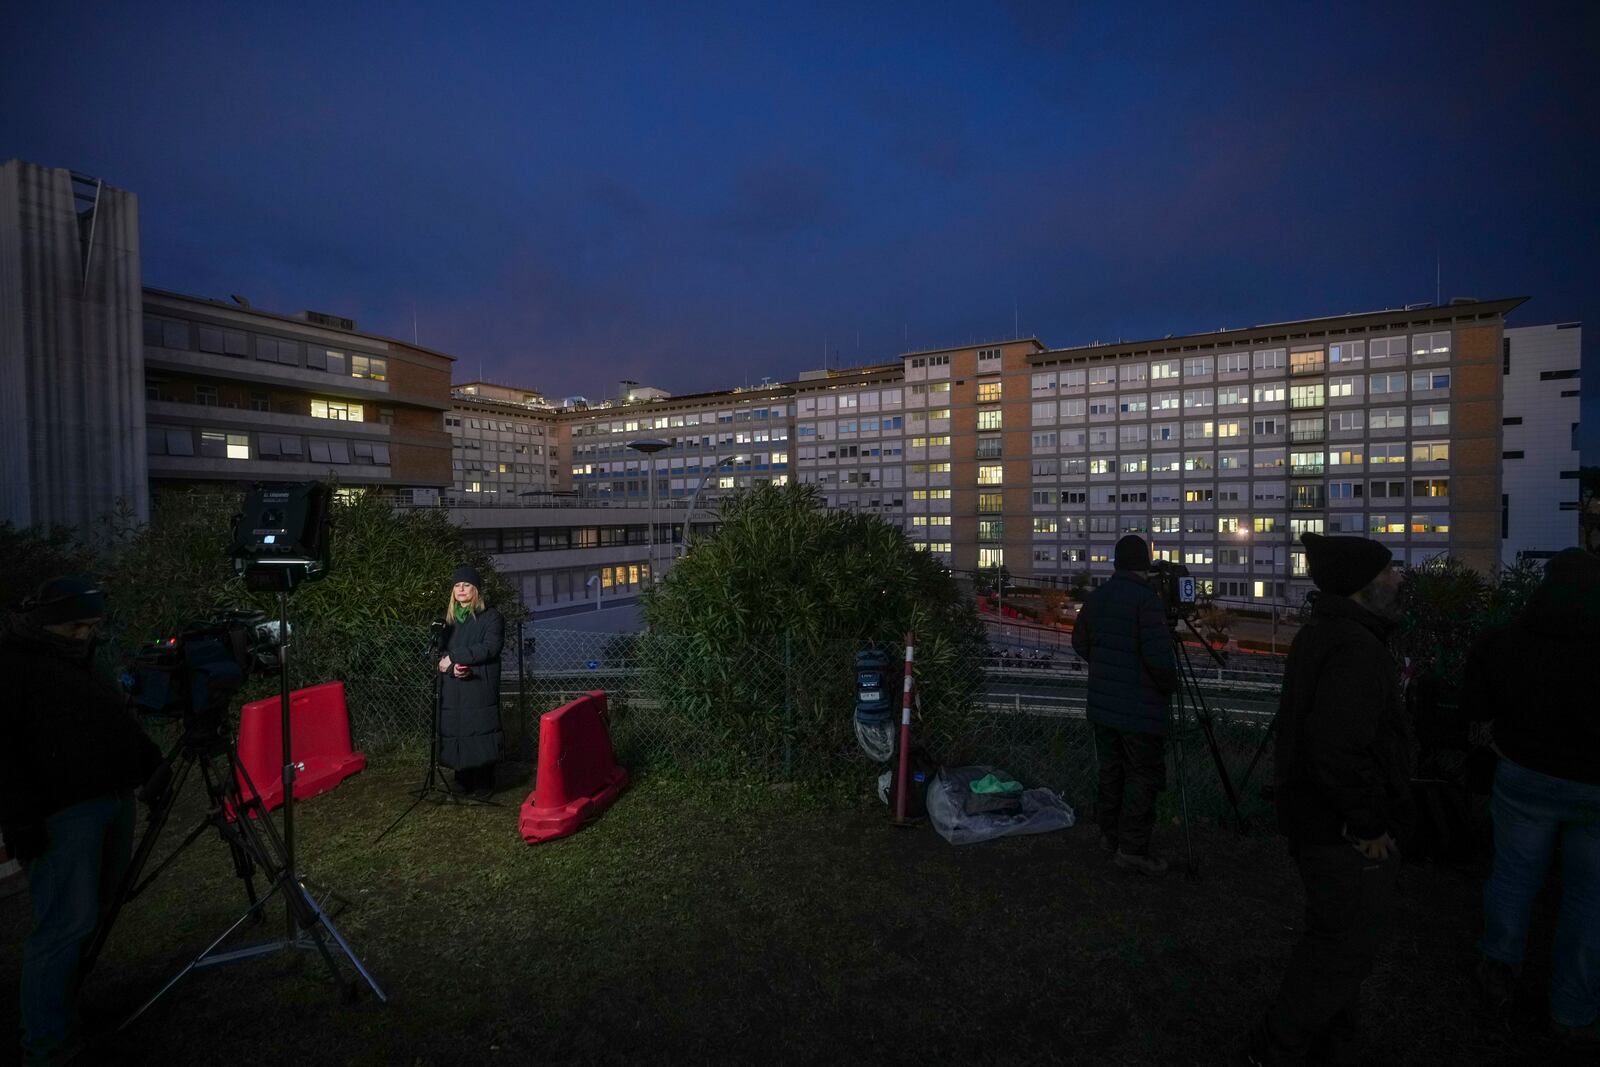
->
[141, 289, 454, 492]
[1500, 322, 1582, 562]
[446, 381, 562, 502]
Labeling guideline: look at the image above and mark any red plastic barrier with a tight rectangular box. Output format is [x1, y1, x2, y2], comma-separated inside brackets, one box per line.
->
[235, 680, 366, 816]
[519, 690, 628, 844]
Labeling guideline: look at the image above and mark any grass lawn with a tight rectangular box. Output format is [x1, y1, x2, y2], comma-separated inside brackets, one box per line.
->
[0, 754, 1577, 1065]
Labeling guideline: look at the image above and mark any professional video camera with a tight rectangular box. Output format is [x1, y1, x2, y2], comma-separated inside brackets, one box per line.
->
[1149, 560, 1199, 622]
[126, 611, 285, 733]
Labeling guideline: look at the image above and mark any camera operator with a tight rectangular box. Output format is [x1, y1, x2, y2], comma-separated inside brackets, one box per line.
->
[1070, 534, 1178, 876]
[1462, 547, 1599, 1049]
[1245, 534, 1414, 1066]
[0, 576, 164, 1065]
[437, 565, 504, 799]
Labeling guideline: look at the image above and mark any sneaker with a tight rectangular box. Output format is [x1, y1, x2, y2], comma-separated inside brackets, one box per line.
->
[1474, 955, 1517, 1015]
[1114, 850, 1169, 877]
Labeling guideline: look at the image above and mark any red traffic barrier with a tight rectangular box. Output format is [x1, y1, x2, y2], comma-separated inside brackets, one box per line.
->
[235, 680, 366, 816]
[519, 690, 628, 844]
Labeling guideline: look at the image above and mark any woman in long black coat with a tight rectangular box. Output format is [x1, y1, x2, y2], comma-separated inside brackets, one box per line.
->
[437, 564, 503, 797]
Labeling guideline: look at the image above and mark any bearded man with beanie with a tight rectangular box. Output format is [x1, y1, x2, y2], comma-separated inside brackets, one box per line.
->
[1071, 534, 1178, 876]
[0, 576, 164, 1065]
[1245, 534, 1415, 1066]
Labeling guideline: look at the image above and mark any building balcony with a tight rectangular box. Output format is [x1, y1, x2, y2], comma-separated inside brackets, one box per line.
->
[1291, 463, 1325, 477]
[975, 443, 1004, 459]
[1290, 359, 1326, 376]
[1289, 428, 1325, 444]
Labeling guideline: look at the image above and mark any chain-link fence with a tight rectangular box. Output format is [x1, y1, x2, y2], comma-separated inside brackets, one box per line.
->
[271, 617, 1279, 823]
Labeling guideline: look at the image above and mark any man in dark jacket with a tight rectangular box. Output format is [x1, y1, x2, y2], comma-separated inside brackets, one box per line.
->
[1247, 534, 1414, 1065]
[1463, 547, 1600, 1049]
[0, 576, 164, 1065]
[1071, 534, 1178, 876]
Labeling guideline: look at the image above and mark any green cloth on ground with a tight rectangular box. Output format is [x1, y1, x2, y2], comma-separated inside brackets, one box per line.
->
[969, 773, 1024, 796]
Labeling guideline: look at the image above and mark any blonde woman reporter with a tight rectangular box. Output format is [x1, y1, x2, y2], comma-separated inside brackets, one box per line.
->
[437, 565, 503, 798]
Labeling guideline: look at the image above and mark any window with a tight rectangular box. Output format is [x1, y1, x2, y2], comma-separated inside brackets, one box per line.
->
[977, 465, 1003, 486]
[311, 399, 364, 421]
[1370, 373, 1406, 396]
[1151, 360, 1180, 380]
[1216, 386, 1246, 406]
[1328, 340, 1364, 365]
[1412, 369, 1450, 392]
[1412, 478, 1449, 498]
[1217, 353, 1247, 374]
[194, 384, 219, 406]
[146, 426, 194, 456]
[1289, 383, 1325, 409]
[1031, 372, 1057, 396]
[1253, 448, 1286, 470]
[1119, 395, 1148, 414]
[1539, 369, 1580, 381]
[1329, 447, 1364, 465]
[352, 355, 388, 381]
[1290, 451, 1325, 476]
[1412, 441, 1449, 463]
[1369, 336, 1407, 362]
[1254, 348, 1286, 371]
[1061, 398, 1085, 418]
[1328, 376, 1357, 398]
[1370, 479, 1406, 499]
[1030, 431, 1057, 449]
[1089, 458, 1113, 474]
[1252, 416, 1282, 436]
[1216, 420, 1243, 439]
[1411, 332, 1451, 358]
[1369, 443, 1407, 463]
[1252, 382, 1285, 404]
[1186, 356, 1217, 376]
[1120, 456, 1149, 473]
[1089, 400, 1114, 416]
[1330, 410, 1364, 432]
[1411, 405, 1450, 429]
[1410, 514, 1449, 534]
[977, 409, 1002, 431]
[258, 337, 303, 366]
[1184, 389, 1213, 410]
[978, 548, 1005, 569]
[1061, 369, 1086, 389]
[1329, 481, 1363, 500]
[198, 430, 250, 459]
[1184, 421, 1214, 440]
[1119, 425, 1148, 444]
[1119, 363, 1148, 384]
[1089, 367, 1117, 386]
[197, 326, 248, 357]
[1184, 488, 1214, 503]
[1369, 407, 1407, 430]
[1253, 516, 1278, 533]
[1290, 348, 1325, 375]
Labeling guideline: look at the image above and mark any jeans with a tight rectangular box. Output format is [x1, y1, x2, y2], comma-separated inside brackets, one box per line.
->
[1479, 756, 1600, 1028]
[20, 793, 134, 1064]
[1092, 724, 1166, 856]
[1261, 843, 1400, 1065]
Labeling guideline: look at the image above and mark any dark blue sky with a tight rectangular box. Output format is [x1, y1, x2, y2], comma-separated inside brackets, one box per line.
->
[6, 1, 1596, 456]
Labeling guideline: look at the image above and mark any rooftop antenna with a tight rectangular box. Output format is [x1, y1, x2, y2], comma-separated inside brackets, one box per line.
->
[1435, 244, 1441, 307]
[411, 305, 418, 345]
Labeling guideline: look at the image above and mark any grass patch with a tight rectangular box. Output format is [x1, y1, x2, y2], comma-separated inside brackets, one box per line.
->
[0, 756, 1572, 1065]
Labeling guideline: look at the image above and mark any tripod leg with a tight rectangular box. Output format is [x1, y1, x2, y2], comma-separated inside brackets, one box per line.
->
[291, 882, 387, 1003]
[1171, 689, 1198, 880]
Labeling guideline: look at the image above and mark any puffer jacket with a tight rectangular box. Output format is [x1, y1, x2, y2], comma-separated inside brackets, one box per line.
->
[1273, 593, 1415, 845]
[1070, 571, 1178, 735]
[1462, 549, 1600, 784]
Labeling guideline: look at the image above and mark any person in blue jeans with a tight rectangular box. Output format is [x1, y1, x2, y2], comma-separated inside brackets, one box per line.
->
[0, 577, 164, 1065]
[1463, 547, 1600, 1051]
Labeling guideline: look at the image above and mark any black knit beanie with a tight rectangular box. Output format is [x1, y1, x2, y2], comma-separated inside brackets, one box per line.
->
[1113, 534, 1151, 572]
[1301, 533, 1392, 596]
[449, 564, 483, 590]
[25, 575, 106, 626]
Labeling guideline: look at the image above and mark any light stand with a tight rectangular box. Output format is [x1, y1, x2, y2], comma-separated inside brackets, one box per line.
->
[1167, 612, 1244, 882]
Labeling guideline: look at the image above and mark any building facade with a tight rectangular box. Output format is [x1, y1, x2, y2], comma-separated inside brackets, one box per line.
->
[1500, 322, 1583, 562]
[446, 381, 562, 502]
[141, 289, 454, 491]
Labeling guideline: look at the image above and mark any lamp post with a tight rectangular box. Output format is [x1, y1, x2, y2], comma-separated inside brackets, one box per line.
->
[677, 453, 748, 559]
[628, 438, 669, 585]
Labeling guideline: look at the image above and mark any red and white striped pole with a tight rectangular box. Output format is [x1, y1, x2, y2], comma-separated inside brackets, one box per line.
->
[894, 631, 915, 824]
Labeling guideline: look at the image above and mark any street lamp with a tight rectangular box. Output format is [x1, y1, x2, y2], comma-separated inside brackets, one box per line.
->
[628, 438, 669, 585]
[677, 453, 749, 559]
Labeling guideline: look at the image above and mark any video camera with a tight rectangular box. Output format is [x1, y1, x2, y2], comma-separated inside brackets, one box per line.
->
[125, 611, 286, 731]
[1150, 560, 1198, 623]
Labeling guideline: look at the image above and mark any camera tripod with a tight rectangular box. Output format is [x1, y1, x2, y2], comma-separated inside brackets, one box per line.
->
[81, 589, 384, 1026]
[1167, 613, 1244, 881]
[374, 622, 499, 845]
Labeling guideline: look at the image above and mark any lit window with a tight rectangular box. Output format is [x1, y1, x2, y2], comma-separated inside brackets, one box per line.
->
[351, 355, 388, 381]
[311, 399, 364, 421]
[977, 382, 1002, 403]
[977, 409, 1003, 430]
[977, 465, 1004, 485]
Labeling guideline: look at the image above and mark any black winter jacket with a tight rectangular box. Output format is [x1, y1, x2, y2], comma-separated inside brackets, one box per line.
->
[439, 606, 504, 769]
[1071, 571, 1178, 736]
[1461, 562, 1600, 785]
[1273, 593, 1415, 845]
[0, 619, 164, 839]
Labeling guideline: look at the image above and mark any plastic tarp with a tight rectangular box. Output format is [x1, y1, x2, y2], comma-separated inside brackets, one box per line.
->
[927, 765, 1076, 846]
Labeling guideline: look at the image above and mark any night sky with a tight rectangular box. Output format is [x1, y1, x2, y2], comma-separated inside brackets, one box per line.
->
[6, 2, 1596, 456]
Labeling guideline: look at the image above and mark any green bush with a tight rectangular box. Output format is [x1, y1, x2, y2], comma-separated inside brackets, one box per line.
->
[640, 482, 986, 775]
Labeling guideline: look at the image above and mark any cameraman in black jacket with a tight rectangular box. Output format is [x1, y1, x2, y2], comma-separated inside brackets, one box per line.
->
[1246, 534, 1414, 1066]
[0, 577, 164, 1065]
